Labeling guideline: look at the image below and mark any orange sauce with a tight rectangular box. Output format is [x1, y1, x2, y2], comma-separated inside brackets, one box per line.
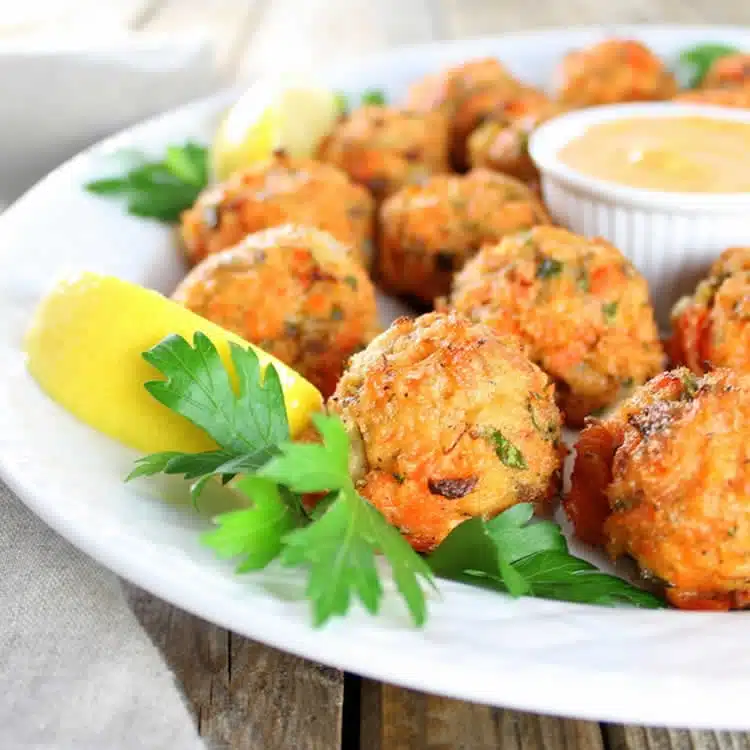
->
[558, 116, 750, 193]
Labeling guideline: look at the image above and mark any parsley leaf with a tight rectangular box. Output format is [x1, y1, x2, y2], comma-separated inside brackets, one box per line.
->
[484, 504, 566, 561]
[261, 414, 434, 626]
[202, 476, 304, 572]
[361, 88, 386, 106]
[677, 43, 739, 88]
[143, 332, 289, 454]
[490, 430, 527, 469]
[426, 517, 529, 596]
[128, 333, 288, 501]
[85, 141, 208, 222]
[427, 504, 664, 609]
[514, 551, 663, 608]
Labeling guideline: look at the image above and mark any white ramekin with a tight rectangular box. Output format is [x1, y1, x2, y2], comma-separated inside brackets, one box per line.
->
[529, 102, 750, 324]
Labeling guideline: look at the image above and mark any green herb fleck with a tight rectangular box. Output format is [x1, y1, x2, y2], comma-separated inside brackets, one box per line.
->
[577, 268, 590, 293]
[331, 305, 344, 321]
[680, 370, 700, 400]
[334, 91, 349, 116]
[393, 473, 405, 484]
[602, 301, 618, 324]
[361, 88, 386, 106]
[343, 275, 358, 291]
[536, 257, 563, 279]
[490, 430, 527, 469]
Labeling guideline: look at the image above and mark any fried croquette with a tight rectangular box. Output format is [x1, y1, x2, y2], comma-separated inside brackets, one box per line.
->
[467, 90, 564, 182]
[566, 368, 750, 610]
[317, 105, 450, 201]
[406, 57, 525, 169]
[701, 52, 750, 89]
[447, 226, 665, 426]
[180, 153, 374, 267]
[669, 247, 750, 375]
[327, 312, 565, 552]
[172, 225, 379, 397]
[555, 38, 677, 108]
[378, 169, 550, 304]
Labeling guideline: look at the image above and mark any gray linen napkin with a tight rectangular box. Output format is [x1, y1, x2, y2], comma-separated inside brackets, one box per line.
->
[0, 34, 224, 749]
[0, 483, 206, 750]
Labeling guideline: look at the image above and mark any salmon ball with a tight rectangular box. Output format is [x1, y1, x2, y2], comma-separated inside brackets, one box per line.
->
[317, 106, 450, 202]
[328, 312, 565, 552]
[180, 153, 374, 267]
[555, 39, 677, 107]
[378, 169, 550, 304]
[406, 57, 524, 170]
[172, 225, 379, 397]
[467, 91, 564, 182]
[701, 52, 750, 89]
[673, 85, 750, 108]
[447, 226, 665, 426]
[566, 368, 750, 611]
[669, 247, 750, 375]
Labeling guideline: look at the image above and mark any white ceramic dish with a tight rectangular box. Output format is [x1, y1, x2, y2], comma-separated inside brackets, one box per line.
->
[530, 103, 750, 323]
[2, 26, 750, 730]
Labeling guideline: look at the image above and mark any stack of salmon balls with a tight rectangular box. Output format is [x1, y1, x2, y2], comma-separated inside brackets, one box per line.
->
[173, 40, 750, 609]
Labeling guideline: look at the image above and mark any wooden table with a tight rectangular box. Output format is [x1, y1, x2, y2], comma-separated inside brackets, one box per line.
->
[28, 0, 750, 747]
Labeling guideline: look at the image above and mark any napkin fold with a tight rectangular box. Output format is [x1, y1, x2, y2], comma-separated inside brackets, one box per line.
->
[0, 31, 222, 749]
[0, 485, 206, 750]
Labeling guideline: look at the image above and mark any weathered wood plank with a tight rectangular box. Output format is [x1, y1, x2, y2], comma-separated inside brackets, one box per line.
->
[607, 725, 750, 750]
[360, 681, 606, 750]
[128, 587, 344, 750]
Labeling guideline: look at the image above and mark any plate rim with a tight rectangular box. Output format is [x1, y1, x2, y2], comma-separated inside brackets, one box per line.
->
[3, 23, 750, 730]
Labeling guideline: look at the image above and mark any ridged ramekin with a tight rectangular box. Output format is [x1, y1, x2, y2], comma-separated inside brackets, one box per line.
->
[529, 102, 750, 324]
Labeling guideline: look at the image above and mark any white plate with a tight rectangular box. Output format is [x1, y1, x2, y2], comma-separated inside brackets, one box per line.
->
[1, 26, 749, 730]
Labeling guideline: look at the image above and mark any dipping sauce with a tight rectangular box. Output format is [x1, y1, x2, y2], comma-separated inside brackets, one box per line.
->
[558, 116, 750, 193]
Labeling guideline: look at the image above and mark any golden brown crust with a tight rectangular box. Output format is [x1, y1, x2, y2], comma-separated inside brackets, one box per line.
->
[673, 85, 750, 108]
[669, 247, 750, 375]
[701, 53, 750, 89]
[448, 226, 664, 426]
[172, 225, 379, 397]
[317, 106, 450, 202]
[378, 169, 550, 303]
[179, 153, 374, 267]
[555, 39, 677, 108]
[567, 368, 750, 610]
[328, 312, 565, 552]
[467, 90, 565, 182]
[405, 57, 524, 170]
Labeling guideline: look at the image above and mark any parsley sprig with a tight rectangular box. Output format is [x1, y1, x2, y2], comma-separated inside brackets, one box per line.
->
[130, 333, 434, 625]
[130, 333, 663, 627]
[427, 505, 662, 608]
[260, 418, 434, 625]
[85, 142, 208, 222]
[677, 43, 739, 88]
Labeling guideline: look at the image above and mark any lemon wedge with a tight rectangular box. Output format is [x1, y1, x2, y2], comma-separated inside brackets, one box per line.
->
[25, 273, 322, 454]
[212, 74, 341, 180]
